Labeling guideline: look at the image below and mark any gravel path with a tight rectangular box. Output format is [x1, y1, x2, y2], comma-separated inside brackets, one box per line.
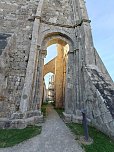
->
[0, 105, 84, 152]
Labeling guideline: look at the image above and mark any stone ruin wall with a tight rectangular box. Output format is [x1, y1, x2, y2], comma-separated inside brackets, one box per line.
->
[0, 0, 114, 139]
[42, 0, 74, 26]
[82, 66, 114, 138]
[71, 19, 114, 138]
[0, 0, 39, 117]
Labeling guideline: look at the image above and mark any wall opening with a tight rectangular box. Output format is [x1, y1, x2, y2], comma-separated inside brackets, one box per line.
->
[44, 44, 57, 65]
[42, 37, 69, 108]
[44, 72, 55, 103]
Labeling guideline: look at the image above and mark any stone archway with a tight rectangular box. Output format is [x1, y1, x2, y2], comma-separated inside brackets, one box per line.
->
[0, 0, 114, 139]
[19, 28, 75, 115]
[40, 33, 74, 108]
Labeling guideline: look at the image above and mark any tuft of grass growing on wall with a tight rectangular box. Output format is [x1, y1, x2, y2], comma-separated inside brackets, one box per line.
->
[67, 123, 114, 152]
[0, 125, 42, 148]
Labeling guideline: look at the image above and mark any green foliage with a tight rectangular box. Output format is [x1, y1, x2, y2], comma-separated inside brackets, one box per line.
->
[67, 123, 114, 152]
[55, 108, 64, 118]
[42, 102, 49, 106]
[0, 126, 42, 148]
[67, 123, 84, 136]
[41, 102, 48, 117]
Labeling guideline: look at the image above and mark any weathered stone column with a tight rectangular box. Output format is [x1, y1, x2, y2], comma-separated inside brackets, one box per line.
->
[20, 0, 44, 113]
[32, 47, 42, 110]
[78, 0, 95, 65]
[37, 50, 46, 109]
[71, 0, 81, 115]
[63, 58, 66, 107]
[20, 21, 39, 113]
[55, 44, 64, 108]
[65, 51, 74, 114]
[75, 36, 83, 110]
[73, 48, 80, 112]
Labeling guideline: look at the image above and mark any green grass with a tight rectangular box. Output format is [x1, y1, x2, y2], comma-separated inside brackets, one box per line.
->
[55, 108, 114, 152]
[41, 102, 48, 117]
[0, 125, 42, 148]
[67, 123, 114, 152]
[55, 108, 64, 118]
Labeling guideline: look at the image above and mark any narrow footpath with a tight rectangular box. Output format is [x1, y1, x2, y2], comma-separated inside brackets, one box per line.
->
[0, 105, 84, 152]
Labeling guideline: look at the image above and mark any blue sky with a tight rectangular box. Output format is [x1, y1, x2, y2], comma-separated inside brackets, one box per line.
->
[86, 0, 114, 81]
[44, 45, 57, 88]
[44, 0, 114, 87]
[44, 44, 57, 65]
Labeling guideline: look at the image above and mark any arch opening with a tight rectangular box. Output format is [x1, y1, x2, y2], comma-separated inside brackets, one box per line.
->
[44, 72, 55, 103]
[41, 35, 70, 108]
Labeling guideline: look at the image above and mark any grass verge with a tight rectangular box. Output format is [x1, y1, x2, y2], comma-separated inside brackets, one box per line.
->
[55, 108, 114, 152]
[67, 123, 114, 152]
[41, 102, 48, 117]
[0, 125, 42, 148]
[54, 108, 64, 118]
